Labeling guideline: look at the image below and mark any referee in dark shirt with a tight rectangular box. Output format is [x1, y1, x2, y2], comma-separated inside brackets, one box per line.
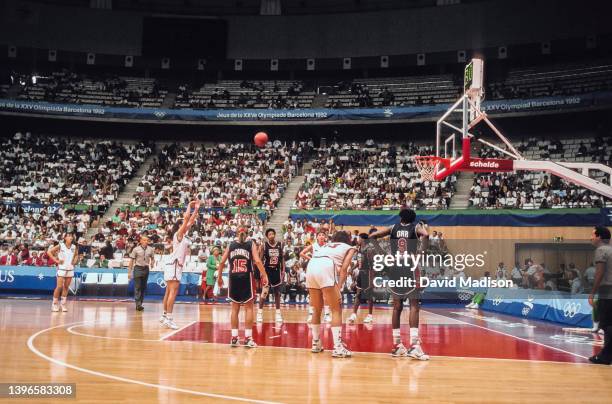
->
[129, 236, 155, 311]
[589, 226, 612, 365]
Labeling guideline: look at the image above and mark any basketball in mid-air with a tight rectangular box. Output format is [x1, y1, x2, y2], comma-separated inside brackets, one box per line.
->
[254, 131, 269, 147]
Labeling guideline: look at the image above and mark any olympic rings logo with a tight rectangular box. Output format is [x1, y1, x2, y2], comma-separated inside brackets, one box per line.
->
[563, 302, 581, 318]
[157, 278, 167, 288]
[492, 296, 503, 306]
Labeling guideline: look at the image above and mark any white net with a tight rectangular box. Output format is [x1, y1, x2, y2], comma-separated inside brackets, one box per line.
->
[414, 156, 440, 182]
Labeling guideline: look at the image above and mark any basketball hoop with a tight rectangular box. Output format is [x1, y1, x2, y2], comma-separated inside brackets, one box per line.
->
[415, 156, 445, 181]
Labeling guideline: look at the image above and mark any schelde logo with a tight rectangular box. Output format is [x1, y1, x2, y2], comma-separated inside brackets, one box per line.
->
[469, 160, 500, 169]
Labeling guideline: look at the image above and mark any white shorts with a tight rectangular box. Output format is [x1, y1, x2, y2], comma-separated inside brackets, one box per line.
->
[163, 260, 183, 282]
[305, 257, 337, 289]
[57, 269, 74, 278]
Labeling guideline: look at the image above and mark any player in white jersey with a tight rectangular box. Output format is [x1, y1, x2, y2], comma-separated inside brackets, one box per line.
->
[306, 231, 356, 358]
[300, 230, 330, 322]
[160, 200, 200, 329]
[48, 233, 78, 312]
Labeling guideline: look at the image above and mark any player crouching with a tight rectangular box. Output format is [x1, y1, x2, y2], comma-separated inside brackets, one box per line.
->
[217, 226, 269, 348]
[306, 230, 356, 358]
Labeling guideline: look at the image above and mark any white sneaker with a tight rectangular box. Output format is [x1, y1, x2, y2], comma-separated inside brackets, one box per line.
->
[256, 311, 263, 323]
[391, 342, 409, 357]
[61, 304, 68, 312]
[465, 302, 474, 308]
[275, 312, 283, 323]
[591, 322, 600, 332]
[332, 342, 352, 358]
[164, 318, 179, 330]
[244, 337, 258, 348]
[347, 313, 357, 324]
[472, 303, 479, 309]
[407, 343, 430, 361]
[363, 314, 373, 324]
[324, 312, 331, 323]
[51, 303, 59, 312]
[311, 339, 324, 353]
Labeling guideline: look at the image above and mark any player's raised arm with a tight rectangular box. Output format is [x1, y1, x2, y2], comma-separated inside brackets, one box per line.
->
[177, 200, 197, 240]
[216, 245, 230, 288]
[368, 226, 392, 240]
[252, 242, 269, 286]
[337, 248, 357, 290]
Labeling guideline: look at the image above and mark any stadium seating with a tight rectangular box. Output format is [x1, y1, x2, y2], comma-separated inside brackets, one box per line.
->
[295, 141, 456, 210]
[174, 80, 315, 109]
[470, 135, 612, 208]
[16, 70, 167, 108]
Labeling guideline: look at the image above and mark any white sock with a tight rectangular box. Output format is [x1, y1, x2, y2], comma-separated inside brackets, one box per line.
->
[231, 329, 239, 337]
[257, 308, 263, 314]
[53, 298, 59, 304]
[331, 326, 341, 346]
[311, 324, 320, 340]
[166, 313, 173, 320]
[276, 309, 281, 315]
[308, 306, 313, 314]
[324, 306, 330, 315]
[60, 297, 67, 304]
[245, 329, 252, 338]
[392, 328, 401, 344]
[410, 327, 419, 344]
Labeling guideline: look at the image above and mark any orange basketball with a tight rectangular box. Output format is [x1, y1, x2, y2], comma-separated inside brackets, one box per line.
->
[254, 131, 269, 147]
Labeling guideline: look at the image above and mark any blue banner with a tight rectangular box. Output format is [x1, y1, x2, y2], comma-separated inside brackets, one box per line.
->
[1, 91, 611, 122]
[2, 202, 62, 214]
[482, 288, 592, 327]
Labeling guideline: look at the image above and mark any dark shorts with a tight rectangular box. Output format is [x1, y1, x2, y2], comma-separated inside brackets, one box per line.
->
[265, 266, 282, 288]
[356, 270, 374, 300]
[386, 263, 422, 300]
[228, 273, 255, 304]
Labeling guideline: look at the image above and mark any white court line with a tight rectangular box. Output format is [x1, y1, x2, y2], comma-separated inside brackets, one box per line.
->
[159, 320, 197, 341]
[63, 319, 595, 367]
[27, 321, 285, 404]
[422, 309, 590, 360]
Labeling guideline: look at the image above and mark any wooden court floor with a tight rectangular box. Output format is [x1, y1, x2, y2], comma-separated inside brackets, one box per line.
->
[1, 299, 611, 403]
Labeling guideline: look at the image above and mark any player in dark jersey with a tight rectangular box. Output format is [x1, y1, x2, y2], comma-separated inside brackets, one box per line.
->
[217, 226, 268, 348]
[369, 208, 430, 360]
[257, 228, 285, 324]
[347, 233, 375, 325]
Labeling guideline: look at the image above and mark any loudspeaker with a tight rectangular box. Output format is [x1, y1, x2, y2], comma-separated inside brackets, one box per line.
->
[380, 55, 389, 68]
[541, 42, 551, 55]
[306, 58, 315, 71]
[8, 45, 17, 58]
[197, 59, 206, 70]
[270, 59, 278, 71]
[498, 46, 507, 59]
[48, 50, 57, 62]
[586, 35, 597, 49]
[457, 50, 467, 63]
[86, 52, 95, 65]
[417, 53, 425, 66]
[343, 57, 351, 70]
[234, 59, 243, 71]
[161, 58, 170, 69]
[125, 55, 133, 67]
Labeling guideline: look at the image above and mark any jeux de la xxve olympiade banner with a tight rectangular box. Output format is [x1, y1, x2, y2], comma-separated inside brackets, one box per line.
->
[1, 91, 611, 122]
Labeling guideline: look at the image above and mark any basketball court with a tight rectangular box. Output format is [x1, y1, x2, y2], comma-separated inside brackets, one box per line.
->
[2, 298, 610, 403]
